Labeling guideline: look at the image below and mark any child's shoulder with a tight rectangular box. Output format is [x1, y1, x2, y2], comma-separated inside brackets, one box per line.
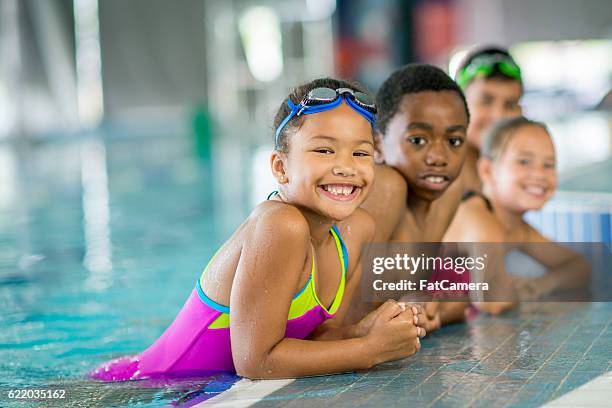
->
[338, 207, 376, 242]
[459, 193, 491, 217]
[455, 198, 505, 242]
[248, 200, 311, 241]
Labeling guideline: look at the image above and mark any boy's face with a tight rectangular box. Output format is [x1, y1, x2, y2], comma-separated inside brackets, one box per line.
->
[379, 91, 468, 201]
[464, 77, 522, 150]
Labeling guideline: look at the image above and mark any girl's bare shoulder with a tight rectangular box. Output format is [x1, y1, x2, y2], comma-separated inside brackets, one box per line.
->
[338, 207, 376, 243]
[246, 200, 311, 244]
[454, 198, 505, 242]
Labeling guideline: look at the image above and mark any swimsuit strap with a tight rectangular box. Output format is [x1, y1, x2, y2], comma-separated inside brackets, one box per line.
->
[462, 190, 493, 212]
[197, 224, 348, 316]
[310, 224, 348, 316]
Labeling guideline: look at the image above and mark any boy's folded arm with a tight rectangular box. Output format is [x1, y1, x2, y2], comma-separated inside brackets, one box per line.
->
[361, 165, 407, 242]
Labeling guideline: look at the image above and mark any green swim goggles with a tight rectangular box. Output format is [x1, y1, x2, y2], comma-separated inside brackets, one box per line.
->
[455, 53, 522, 89]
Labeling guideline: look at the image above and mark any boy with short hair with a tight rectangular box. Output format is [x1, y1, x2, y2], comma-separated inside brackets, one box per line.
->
[453, 46, 523, 192]
[351, 64, 471, 332]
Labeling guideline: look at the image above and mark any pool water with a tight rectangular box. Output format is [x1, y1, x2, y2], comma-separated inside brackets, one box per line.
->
[0, 134, 250, 407]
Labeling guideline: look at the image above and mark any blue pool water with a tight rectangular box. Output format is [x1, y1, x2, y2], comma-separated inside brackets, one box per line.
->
[0, 134, 249, 406]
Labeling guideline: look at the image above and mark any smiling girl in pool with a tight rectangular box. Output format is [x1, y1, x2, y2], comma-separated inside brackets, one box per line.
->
[91, 78, 424, 381]
[444, 117, 589, 313]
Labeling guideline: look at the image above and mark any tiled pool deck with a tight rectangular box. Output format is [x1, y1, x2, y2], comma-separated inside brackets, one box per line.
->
[202, 302, 611, 408]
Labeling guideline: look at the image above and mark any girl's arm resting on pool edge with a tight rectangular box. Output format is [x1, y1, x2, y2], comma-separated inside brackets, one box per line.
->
[517, 225, 590, 296]
[307, 270, 415, 341]
[467, 243, 518, 315]
[229, 209, 419, 379]
[235, 299, 420, 379]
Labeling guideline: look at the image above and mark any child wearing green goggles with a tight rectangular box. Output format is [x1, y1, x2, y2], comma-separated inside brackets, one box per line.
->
[456, 53, 522, 89]
[448, 46, 524, 196]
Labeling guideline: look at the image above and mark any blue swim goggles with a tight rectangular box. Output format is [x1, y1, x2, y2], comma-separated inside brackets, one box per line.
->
[275, 87, 377, 148]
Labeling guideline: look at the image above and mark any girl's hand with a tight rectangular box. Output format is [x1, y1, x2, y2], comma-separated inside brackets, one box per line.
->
[363, 300, 424, 365]
[353, 301, 423, 338]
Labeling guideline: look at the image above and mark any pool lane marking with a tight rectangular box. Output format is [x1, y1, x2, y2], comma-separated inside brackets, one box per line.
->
[193, 378, 294, 407]
[542, 371, 612, 407]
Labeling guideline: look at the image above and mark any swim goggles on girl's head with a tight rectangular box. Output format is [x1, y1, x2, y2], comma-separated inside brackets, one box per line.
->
[275, 87, 377, 147]
[455, 53, 522, 89]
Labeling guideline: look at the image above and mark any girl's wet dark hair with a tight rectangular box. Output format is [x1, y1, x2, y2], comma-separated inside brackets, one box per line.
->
[481, 116, 550, 161]
[273, 77, 372, 152]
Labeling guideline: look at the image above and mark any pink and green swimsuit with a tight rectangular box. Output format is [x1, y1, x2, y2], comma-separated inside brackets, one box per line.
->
[90, 224, 348, 381]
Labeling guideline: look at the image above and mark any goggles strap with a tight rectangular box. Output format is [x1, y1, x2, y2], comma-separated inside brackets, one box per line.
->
[275, 95, 376, 148]
[275, 99, 300, 142]
[345, 96, 376, 128]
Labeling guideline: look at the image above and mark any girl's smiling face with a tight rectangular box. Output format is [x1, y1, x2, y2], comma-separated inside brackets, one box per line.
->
[485, 125, 557, 212]
[272, 101, 375, 221]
